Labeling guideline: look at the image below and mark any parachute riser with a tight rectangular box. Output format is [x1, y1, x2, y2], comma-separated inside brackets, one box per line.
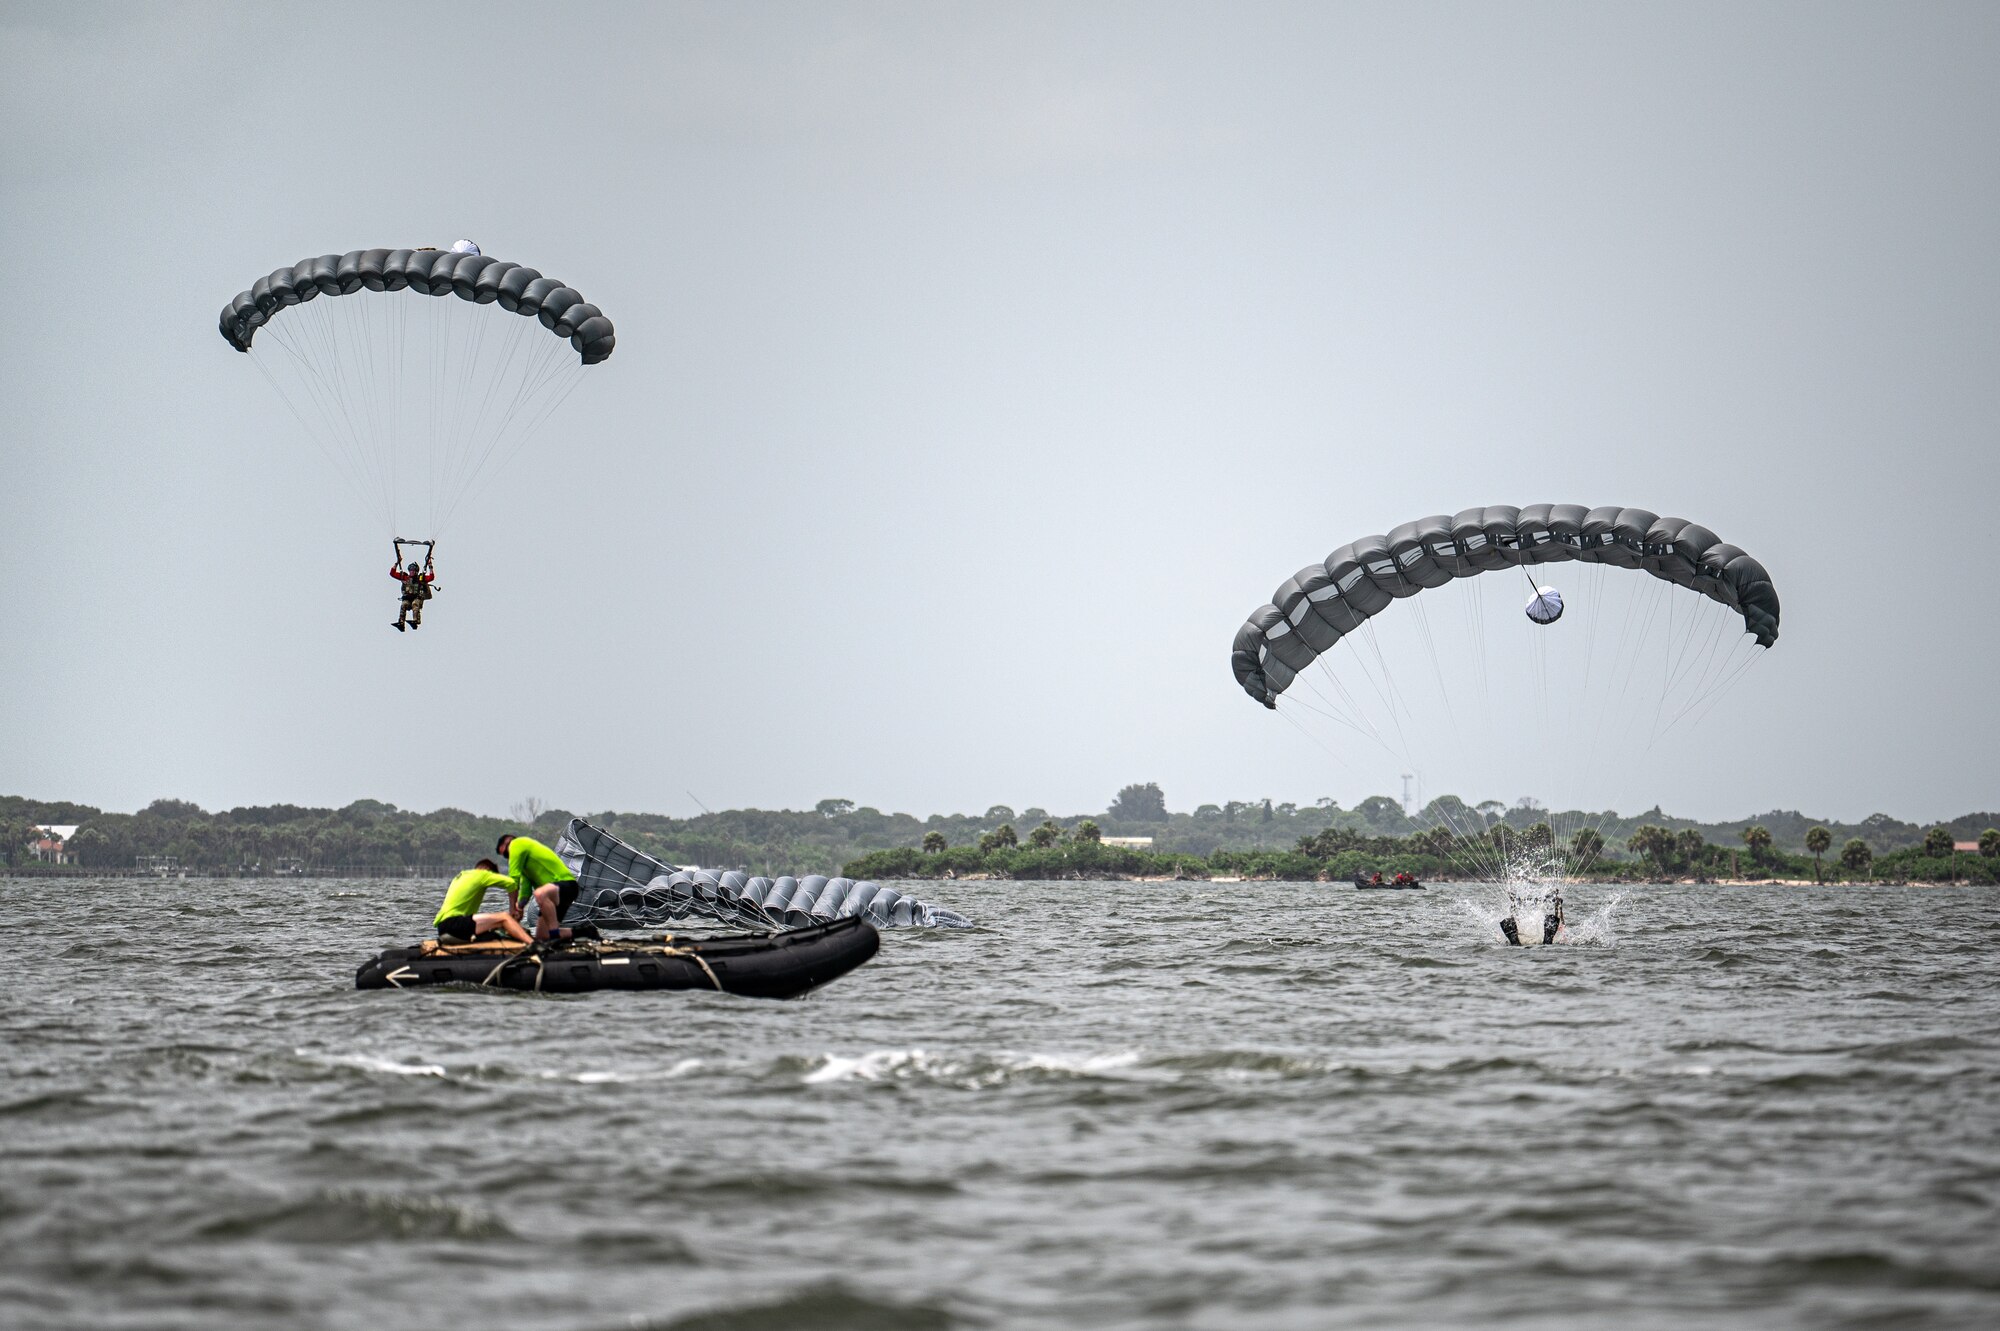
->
[393, 538, 438, 588]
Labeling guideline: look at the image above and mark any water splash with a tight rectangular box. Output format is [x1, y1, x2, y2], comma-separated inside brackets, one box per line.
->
[1455, 847, 1624, 947]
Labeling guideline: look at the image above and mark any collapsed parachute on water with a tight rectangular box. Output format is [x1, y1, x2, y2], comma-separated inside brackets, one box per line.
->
[1232, 505, 1779, 708]
[545, 819, 975, 931]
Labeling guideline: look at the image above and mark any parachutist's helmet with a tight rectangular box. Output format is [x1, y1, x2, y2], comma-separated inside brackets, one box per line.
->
[449, 238, 481, 255]
[408, 562, 422, 574]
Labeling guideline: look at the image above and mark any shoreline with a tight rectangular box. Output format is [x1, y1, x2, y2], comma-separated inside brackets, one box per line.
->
[904, 871, 1984, 888]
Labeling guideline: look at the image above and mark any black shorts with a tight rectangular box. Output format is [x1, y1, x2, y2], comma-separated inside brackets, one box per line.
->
[436, 915, 476, 940]
[550, 881, 579, 921]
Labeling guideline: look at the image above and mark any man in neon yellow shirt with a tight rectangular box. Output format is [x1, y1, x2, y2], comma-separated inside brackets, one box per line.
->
[497, 833, 585, 942]
[432, 858, 532, 945]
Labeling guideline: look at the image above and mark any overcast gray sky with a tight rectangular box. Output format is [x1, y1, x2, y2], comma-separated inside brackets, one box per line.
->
[3, 1, 1994, 824]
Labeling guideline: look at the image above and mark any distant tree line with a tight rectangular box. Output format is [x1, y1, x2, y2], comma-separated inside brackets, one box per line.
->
[846, 804, 2000, 885]
[3, 786, 1995, 884]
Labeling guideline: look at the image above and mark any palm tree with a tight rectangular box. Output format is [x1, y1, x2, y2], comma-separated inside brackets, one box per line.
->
[921, 831, 947, 854]
[1805, 826, 1831, 883]
[1626, 824, 1671, 873]
[1675, 828, 1706, 869]
[1569, 827, 1604, 866]
[1981, 828, 2000, 859]
[1840, 838, 1873, 876]
[1923, 826, 1954, 859]
[1074, 820, 1102, 844]
[1741, 824, 1773, 866]
[1027, 820, 1062, 849]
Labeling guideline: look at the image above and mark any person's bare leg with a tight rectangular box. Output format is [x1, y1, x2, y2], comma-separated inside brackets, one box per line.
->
[533, 884, 566, 941]
[474, 910, 532, 946]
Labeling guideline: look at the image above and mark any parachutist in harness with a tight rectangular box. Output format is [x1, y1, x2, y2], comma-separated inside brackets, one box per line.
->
[391, 539, 436, 631]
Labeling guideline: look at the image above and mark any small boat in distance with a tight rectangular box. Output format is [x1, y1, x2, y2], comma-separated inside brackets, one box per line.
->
[1353, 872, 1425, 891]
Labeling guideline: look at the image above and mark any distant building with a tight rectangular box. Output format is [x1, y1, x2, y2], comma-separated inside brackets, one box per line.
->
[1101, 836, 1154, 850]
[1954, 841, 1980, 854]
[29, 824, 79, 864]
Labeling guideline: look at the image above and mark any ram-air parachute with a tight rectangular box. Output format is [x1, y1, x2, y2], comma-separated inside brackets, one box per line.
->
[1234, 505, 1777, 708]
[1232, 504, 1779, 884]
[218, 242, 614, 540]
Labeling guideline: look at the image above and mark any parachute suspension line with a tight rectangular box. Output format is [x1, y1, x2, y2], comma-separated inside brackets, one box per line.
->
[334, 296, 399, 532]
[438, 302, 491, 531]
[1296, 663, 1392, 747]
[438, 293, 489, 533]
[429, 294, 448, 504]
[1531, 599, 1551, 745]
[1600, 575, 1665, 753]
[313, 297, 384, 528]
[1288, 675, 1389, 746]
[1425, 776, 1505, 885]
[351, 295, 379, 511]
[1648, 579, 1689, 742]
[1664, 635, 1764, 741]
[1363, 592, 1507, 885]
[248, 350, 379, 525]
[435, 347, 585, 534]
[434, 312, 531, 531]
[1652, 601, 1730, 746]
[259, 313, 393, 532]
[436, 296, 469, 530]
[1580, 562, 1604, 694]
[1469, 566, 1491, 721]
[1356, 617, 1421, 770]
[1311, 655, 1396, 754]
[361, 295, 400, 527]
[1276, 701, 1365, 781]
[1406, 592, 1461, 746]
[1668, 617, 1751, 735]
[387, 296, 407, 529]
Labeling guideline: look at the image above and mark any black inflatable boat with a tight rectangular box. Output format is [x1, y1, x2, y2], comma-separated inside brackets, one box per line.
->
[1353, 873, 1425, 890]
[355, 916, 878, 998]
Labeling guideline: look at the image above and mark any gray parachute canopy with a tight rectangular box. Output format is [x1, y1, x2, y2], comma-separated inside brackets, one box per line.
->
[1233, 504, 1779, 708]
[546, 819, 974, 931]
[218, 246, 615, 364]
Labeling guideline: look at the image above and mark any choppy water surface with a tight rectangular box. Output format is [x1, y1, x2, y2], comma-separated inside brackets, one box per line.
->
[2, 877, 1996, 1330]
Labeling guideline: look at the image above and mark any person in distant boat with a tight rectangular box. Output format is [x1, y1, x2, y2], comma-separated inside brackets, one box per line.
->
[497, 832, 586, 943]
[432, 858, 532, 946]
[392, 557, 435, 631]
[1370, 871, 1384, 886]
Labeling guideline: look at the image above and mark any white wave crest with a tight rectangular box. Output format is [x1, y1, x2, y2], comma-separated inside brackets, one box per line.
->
[303, 1048, 446, 1077]
[803, 1048, 1142, 1087]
